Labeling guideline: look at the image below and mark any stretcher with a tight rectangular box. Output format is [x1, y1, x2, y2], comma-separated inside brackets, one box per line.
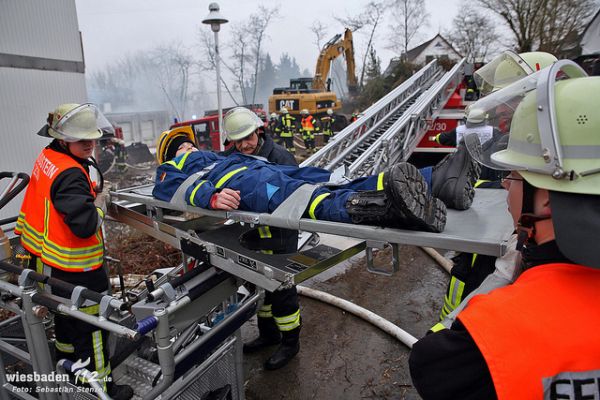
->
[109, 183, 514, 286]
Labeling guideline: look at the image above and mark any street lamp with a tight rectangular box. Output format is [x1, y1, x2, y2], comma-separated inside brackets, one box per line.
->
[202, 3, 228, 151]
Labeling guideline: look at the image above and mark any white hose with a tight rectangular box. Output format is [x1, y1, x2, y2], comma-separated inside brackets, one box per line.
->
[296, 285, 418, 348]
[420, 247, 453, 274]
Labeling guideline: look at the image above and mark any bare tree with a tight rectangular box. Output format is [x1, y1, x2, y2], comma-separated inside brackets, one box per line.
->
[227, 23, 251, 104]
[197, 30, 239, 105]
[146, 43, 195, 121]
[446, 3, 500, 62]
[247, 5, 279, 105]
[388, 0, 430, 56]
[310, 20, 329, 51]
[88, 43, 200, 119]
[336, 1, 386, 89]
[536, 0, 596, 55]
[476, 0, 595, 53]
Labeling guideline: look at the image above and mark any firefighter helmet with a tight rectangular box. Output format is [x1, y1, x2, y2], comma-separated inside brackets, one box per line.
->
[465, 60, 593, 192]
[467, 61, 600, 267]
[281, 107, 289, 114]
[38, 103, 113, 142]
[475, 51, 557, 96]
[156, 126, 197, 164]
[223, 107, 263, 142]
[327, 109, 333, 116]
[270, 112, 277, 119]
[466, 108, 486, 124]
[300, 109, 309, 115]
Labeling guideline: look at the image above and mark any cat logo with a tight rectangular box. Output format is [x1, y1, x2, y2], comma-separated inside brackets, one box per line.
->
[278, 100, 296, 110]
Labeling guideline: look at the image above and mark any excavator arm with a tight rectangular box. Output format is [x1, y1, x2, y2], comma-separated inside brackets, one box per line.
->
[313, 28, 358, 93]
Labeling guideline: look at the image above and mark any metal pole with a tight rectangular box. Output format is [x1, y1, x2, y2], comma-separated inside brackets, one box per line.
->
[215, 30, 225, 151]
[20, 289, 58, 400]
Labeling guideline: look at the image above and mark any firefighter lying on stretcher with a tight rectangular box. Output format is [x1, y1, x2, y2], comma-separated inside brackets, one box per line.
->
[152, 127, 480, 233]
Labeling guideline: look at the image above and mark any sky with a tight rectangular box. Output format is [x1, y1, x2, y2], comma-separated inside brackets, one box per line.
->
[75, 0, 462, 75]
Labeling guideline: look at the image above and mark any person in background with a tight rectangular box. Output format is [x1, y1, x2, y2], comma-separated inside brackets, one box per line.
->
[320, 109, 336, 144]
[267, 112, 279, 142]
[274, 107, 297, 154]
[15, 103, 133, 400]
[299, 109, 319, 155]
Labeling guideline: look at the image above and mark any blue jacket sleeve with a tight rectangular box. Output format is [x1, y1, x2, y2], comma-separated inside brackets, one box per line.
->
[152, 162, 217, 208]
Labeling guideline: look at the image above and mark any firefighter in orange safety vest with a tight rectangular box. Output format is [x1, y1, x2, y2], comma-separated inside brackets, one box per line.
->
[15, 103, 133, 400]
[409, 64, 600, 399]
[299, 109, 319, 154]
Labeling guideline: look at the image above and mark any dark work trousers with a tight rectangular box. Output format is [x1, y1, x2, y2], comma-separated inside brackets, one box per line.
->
[37, 258, 112, 388]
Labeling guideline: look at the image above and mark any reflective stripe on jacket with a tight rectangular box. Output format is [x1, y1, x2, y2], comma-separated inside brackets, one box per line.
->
[15, 148, 104, 272]
[276, 115, 296, 137]
[458, 263, 600, 400]
[320, 116, 335, 135]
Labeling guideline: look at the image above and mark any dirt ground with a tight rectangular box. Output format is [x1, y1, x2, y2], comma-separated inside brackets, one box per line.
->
[241, 245, 448, 400]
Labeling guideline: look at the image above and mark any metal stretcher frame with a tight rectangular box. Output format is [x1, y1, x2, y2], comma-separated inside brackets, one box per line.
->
[110, 184, 514, 259]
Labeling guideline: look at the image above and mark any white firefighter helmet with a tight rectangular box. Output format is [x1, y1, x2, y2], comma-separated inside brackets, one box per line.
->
[270, 112, 278, 119]
[281, 107, 289, 114]
[38, 103, 113, 142]
[223, 107, 263, 142]
[465, 108, 486, 124]
[300, 109, 309, 115]
[327, 109, 333, 116]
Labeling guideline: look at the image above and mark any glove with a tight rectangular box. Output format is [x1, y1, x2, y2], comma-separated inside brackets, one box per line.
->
[94, 189, 111, 214]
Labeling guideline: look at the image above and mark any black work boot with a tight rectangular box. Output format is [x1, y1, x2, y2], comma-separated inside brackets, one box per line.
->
[346, 163, 446, 233]
[107, 382, 134, 400]
[243, 317, 281, 354]
[431, 143, 481, 210]
[264, 327, 300, 370]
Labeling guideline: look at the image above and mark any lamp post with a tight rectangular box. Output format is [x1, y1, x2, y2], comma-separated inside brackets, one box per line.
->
[202, 3, 228, 151]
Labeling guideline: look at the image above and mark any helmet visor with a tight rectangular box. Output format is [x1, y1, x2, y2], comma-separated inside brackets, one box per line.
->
[53, 104, 113, 142]
[474, 51, 534, 96]
[466, 60, 588, 175]
[464, 69, 542, 170]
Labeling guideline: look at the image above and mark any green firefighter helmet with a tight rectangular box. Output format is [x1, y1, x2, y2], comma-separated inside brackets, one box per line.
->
[475, 51, 557, 96]
[39, 103, 113, 142]
[223, 107, 263, 142]
[492, 76, 600, 195]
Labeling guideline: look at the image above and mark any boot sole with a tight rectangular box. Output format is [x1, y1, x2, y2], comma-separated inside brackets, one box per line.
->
[385, 163, 446, 232]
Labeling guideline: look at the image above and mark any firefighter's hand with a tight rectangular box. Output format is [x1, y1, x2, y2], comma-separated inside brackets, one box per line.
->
[94, 189, 111, 213]
[210, 189, 241, 210]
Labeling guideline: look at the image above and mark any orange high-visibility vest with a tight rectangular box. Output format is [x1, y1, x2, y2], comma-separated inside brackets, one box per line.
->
[458, 263, 600, 400]
[15, 148, 104, 272]
[301, 116, 315, 132]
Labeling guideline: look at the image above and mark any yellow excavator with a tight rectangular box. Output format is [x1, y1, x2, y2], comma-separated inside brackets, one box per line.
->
[268, 28, 357, 119]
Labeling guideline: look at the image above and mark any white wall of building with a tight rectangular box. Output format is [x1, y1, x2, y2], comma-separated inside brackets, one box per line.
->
[0, 0, 87, 221]
[413, 36, 462, 66]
